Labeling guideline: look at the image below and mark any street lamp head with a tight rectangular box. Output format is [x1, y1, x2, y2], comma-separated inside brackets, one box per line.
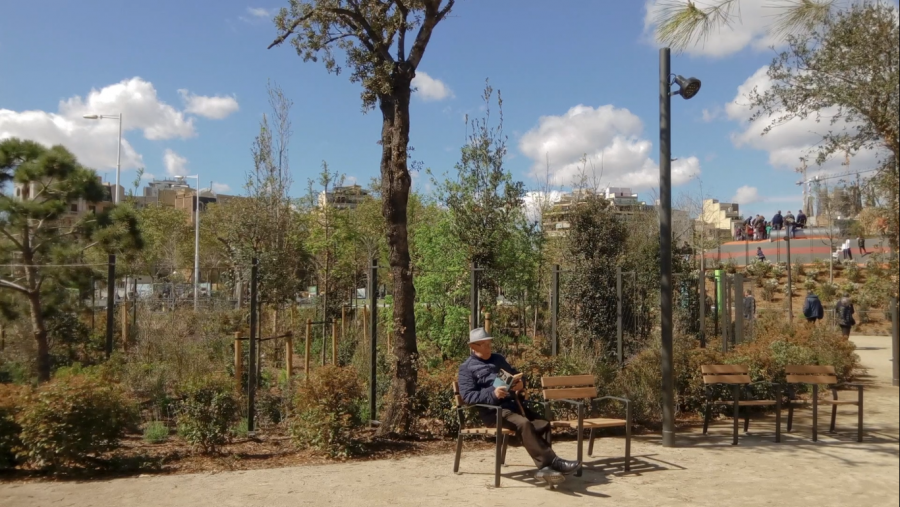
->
[674, 75, 701, 100]
[83, 114, 100, 120]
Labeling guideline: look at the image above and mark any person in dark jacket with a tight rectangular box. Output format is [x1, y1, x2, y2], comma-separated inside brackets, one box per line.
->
[796, 209, 808, 228]
[772, 211, 784, 231]
[857, 236, 867, 256]
[756, 247, 766, 262]
[834, 293, 856, 338]
[458, 328, 579, 476]
[802, 291, 825, 324]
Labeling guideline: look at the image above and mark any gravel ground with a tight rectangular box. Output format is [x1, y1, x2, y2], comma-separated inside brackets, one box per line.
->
[2, 335, 897, 507]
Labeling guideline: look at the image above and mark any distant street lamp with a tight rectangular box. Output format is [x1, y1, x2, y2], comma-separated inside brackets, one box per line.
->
[659, 48, 701, 449]
[784, 215, 795, 325]
[186, 175, 201, 311]
[82, 114, 123, 204]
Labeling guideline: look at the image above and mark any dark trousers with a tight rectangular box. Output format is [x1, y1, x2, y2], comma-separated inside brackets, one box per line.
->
[486, 407, 555, 468]
[839, 325, 852, 338]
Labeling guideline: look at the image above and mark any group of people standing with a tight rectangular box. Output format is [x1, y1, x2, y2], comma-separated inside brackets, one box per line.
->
[802, 291, 856, 338]
[735, 210, 808, 241]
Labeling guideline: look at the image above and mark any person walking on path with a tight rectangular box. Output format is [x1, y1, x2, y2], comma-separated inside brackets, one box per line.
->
[834, 293, 856, 339]
[842, 238, 853, 260]
[802, 291, 825, 325]
[858, 236, 867, 256]
[743, 289, 757, 321]
[756, 247, 766, 262]
[458, 328, 579, 478]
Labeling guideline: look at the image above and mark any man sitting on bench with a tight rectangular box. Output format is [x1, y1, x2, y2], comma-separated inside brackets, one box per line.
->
[457, 328, 580, 476]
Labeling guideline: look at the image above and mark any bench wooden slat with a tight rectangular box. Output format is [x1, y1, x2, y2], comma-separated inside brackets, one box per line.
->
[819, 399, 859, 405]
[786, 374, 837, 385]
[542, 387, 598, 400]
[710, 399, 778, 406]
[786, 365, 835, 375]
[703, 374, 752, 384]
[701, 365, 748, 374]
[454, 394, 464, 407]
[460, 427, 515, 435]
[551, 417, 627, 429]
[541, 375, 595, 388]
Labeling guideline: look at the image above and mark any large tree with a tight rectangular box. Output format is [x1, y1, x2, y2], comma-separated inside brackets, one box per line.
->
[269, 0, 455, 434]
[0, 139, 141, 381]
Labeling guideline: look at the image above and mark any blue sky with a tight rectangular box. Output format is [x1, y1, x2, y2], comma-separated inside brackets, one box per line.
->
[1, 0, 890, 219]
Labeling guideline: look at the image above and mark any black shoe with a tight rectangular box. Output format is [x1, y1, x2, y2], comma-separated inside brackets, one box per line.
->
[550, 457, 580, 475]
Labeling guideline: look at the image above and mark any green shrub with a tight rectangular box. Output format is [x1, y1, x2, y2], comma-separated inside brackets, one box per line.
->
[176, 377, 239, 453]
[845, 263, 862, 282]
[290, 365, 365, 458]
[142, 421, 169, 443]
[0, 384, 27, 469]
[762, 279, 779, 302]
[413, 363, 460, 437]
[818, 281, 839, 304]
[17, 375, 137, 469]
[770, 263, 786, 279]
[231, 419, 249, 439]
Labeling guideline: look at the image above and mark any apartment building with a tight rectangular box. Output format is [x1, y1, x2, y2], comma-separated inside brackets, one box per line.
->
[317, 184, 370, 210]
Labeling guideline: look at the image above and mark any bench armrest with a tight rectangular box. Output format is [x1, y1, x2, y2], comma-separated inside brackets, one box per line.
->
[595, 395, 631, 405]
[545, 398, 585, 408]
[470, 403, 503, 413]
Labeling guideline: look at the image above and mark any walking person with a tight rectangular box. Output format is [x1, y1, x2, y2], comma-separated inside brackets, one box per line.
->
[743, 289, 757, 321]
[756, 246, 766, 262]
[858, 236, 867, 256]
[842, 238, 853, 261]
[802, 290, 824, 325]
[834, 293, 856, 339]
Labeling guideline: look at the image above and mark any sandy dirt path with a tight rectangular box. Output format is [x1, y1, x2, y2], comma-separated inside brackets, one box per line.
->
[2, 335, 897, 507]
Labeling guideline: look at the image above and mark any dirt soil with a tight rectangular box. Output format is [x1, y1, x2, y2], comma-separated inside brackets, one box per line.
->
[2, 335, 897, 507]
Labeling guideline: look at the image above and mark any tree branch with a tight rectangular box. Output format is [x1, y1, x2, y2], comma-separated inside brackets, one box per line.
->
[0, 278, 29, 294]
[396, 0, 409, 61]
[408, 0, 454, 68]
[268, 11, 316, 50]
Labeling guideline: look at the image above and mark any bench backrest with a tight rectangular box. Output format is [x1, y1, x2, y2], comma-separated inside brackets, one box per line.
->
[540, 375, 597, 400]
[701, 364, 751, 384]
[785, 365, 837, 385]
[451, 381, 464, 407]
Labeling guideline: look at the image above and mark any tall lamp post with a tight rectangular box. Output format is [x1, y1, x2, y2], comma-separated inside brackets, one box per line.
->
[82, 114, 123, 205]
[660, 47, 701, 448]
[186, 175, 201, 311]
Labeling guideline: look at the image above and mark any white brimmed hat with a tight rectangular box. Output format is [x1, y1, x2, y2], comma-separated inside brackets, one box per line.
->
[469, 327, 492, 344]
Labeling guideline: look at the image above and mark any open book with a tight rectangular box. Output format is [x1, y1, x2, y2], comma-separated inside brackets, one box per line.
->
[493, 369, 523, 390]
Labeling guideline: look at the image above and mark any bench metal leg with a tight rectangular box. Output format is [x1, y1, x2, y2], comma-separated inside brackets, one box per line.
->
[732, 385, 740, 446]
[775, 387, 782, 443]
[787, 403, 794, 433]
[744, 411, 750, 433]
[624, 403, 632, 472]
[812, 385, 818, 442]
[587, 428, 596, 457]
[575, 403, 584, 478]
[453, 434, 464, 473]
[494, 420, 503, 488]
[501, 434, 509, 466]
[702, 400, 712, 435]
[829, 404, 837, 433]
[857, 387, 864, 443]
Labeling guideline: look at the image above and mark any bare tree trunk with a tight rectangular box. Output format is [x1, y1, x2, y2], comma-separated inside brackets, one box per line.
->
[375, 72, 418, 437]
[25, 290, 50, 382]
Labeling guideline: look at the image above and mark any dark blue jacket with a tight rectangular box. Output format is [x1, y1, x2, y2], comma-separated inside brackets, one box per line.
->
[458, 353, 520, 421]
[802, 294, 824, 320]
[772, 213, 784, 227]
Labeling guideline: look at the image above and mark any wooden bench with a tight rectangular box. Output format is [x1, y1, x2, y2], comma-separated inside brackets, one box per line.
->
[701, 365, 782, 445]
[785, 365, 864, 442]
[541, 375, 632, 476]
[451, 381, 515, 488]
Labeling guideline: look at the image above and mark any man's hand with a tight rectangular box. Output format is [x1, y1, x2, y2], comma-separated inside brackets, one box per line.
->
[510, 378, 524, 392]
[494, 386, 508, 399]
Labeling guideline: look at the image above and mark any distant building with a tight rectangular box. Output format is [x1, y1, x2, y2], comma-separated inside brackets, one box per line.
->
[318, 184, 369, 210]
[133, 176, 238, 223]
[542, 187, 653, 237]
[12, 176, 123, 227]
[699, 199, 742, 233]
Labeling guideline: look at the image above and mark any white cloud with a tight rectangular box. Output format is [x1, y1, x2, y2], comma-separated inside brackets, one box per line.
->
[0, 77, 235, 174]
[643, 0, 787, 58]
[519, 104, 701, 191]
[247, 7, 275, 18]
[522, 190, 563, 223]
[163, 149, 188, 176]
[726, 66, 884, 176]
[731, 185, 762, 205]
[412, 71, 454, 101]
[701, 106, 723, 122]
[211, 182, 232, 194]
[178, 90, 239, 119]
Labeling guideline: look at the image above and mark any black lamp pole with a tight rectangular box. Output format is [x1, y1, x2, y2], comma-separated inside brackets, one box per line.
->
[659, 47, 676, 448]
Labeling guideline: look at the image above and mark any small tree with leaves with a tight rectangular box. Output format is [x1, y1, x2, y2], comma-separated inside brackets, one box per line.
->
[0, 139, 141, 381]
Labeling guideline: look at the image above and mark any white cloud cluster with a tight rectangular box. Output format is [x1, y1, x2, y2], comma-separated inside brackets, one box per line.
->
[163, 149, 189, 176]
[518, 104, 701, 191]
[643, 0, 785, 58]
[240, 7, 277, 23]
[412, 71, 454, 102]
[0, 77, 238, 173]
[211, 182, 232, 194]
[522, 190, 563, 223]
[731, 185, 762, 205]
[178, 89, 240, 119]
[726, 66, 883, 175]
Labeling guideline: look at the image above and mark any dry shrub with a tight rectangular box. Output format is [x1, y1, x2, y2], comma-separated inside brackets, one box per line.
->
[175, 375, 239, 454]
[290, 365, 365, 458]
[0, 384, 29, 469]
